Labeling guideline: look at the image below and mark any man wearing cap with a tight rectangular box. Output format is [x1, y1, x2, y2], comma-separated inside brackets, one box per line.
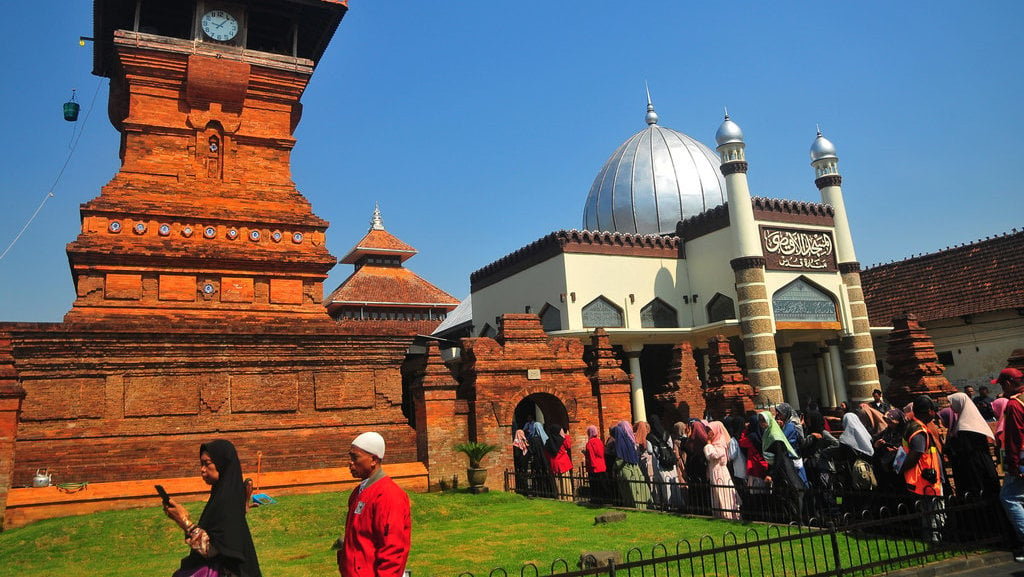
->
[338, 432, 411, 577]
[996, 368, 1024, 563]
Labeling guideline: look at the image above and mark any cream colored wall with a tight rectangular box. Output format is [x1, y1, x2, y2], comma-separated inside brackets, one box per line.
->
[683, 227, 739, 324]
[873, 310, 1024, 389]
[562, 252, 689, 329]
[471, 255, 568, 333]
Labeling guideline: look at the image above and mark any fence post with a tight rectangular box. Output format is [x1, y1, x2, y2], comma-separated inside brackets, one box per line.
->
[607, 558, 616, 577]
[828, 522, 843, 577]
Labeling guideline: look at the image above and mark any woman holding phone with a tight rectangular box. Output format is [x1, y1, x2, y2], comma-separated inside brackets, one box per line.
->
[162, 439, 262, 577]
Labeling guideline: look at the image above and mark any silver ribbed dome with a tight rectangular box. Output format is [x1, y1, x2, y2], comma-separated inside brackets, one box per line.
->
[582, 105, 727, 235]
[715, 114, 744, 146]
[810, 130, 838, 162]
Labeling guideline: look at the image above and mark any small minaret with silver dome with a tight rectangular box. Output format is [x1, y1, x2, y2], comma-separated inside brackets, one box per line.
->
[716, 111, 760, 259]
[810, 129, 881, 403]
[715, 112, 785, 406]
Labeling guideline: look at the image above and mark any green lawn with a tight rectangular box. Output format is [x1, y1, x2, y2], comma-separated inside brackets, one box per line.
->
[0, 489, 952, 577]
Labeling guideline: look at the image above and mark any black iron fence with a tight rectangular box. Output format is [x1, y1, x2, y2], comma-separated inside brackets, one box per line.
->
[504, 466, 976, 527]
[477, 467, 1011, 577]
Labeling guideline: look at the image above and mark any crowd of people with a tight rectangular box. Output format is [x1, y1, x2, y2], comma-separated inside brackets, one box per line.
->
[510, 378, 1017, 533]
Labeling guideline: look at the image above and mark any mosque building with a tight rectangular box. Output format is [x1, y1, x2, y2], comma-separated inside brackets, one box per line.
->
[455, 98, 882, 422]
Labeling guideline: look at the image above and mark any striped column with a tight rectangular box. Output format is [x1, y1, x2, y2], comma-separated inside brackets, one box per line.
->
[838, 263, 881, 403]
[732, 258, 783, 405]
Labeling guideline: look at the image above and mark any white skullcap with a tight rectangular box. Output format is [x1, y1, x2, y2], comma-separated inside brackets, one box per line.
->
[351, 432, 386, 459]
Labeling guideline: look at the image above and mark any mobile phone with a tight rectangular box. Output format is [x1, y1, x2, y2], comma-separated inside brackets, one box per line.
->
[155, 484, 171, 507]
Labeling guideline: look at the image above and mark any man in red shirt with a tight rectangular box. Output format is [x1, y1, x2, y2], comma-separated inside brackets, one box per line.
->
[996, 368, 1024, 563]
[338, 432, 411, 577]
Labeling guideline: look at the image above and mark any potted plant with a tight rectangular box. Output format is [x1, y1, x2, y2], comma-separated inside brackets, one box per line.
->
[454, 441, 500, 492]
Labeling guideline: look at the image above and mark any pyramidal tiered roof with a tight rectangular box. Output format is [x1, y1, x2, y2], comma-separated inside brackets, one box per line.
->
[326, 206, 458, 333]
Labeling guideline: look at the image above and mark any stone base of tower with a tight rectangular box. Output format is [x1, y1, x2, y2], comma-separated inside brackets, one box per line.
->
[1, 321, 418, 488]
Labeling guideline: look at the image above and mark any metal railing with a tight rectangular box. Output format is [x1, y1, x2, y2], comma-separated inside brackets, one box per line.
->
[477, 468, 1011, 577]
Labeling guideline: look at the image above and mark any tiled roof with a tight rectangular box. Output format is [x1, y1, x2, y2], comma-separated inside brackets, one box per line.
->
[471, 229, 681, 291]
[339, 229, 417, 264]
[325, 265, 459, 309]
[861, 229, 1024, 326]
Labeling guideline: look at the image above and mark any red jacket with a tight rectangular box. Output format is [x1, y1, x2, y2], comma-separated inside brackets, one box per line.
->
[338, 473, 411, 577]
[584, 436, 606, 474]
[549, 435, 573, 474]
[739, 431, 768, 479]
[1004, 395, 1024, 475]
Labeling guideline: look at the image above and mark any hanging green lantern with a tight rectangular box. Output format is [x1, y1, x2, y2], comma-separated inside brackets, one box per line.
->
[63, 89, 79, 122]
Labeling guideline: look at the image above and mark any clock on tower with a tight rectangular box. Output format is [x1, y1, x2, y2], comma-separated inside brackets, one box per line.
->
[69, 0, 350, 324]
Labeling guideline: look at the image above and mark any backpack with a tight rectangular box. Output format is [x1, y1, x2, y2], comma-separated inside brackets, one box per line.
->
[654, 437, 677, 470]
[851, 458, 877, 490]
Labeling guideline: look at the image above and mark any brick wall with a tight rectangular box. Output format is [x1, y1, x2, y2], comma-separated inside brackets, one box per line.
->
[0, 333, 26, 524]
[2, 323, 418, 488]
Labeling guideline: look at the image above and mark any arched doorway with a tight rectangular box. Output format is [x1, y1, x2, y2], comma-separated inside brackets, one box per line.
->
[512, 392, 569, 431]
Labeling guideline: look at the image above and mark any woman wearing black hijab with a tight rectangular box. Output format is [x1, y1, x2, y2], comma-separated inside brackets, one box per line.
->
[164, 440, 262, 577]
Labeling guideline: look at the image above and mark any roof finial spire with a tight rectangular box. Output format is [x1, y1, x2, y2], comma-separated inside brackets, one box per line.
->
[723, 106, 730, 120]
[644, 81, 658, 125]
[816, 122, 822, 137]
[370, 202, 385, 231]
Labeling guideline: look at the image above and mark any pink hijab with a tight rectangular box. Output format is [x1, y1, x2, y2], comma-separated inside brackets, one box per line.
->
[993, 397, 1010, 441]
[707, 421, 731, 451]
[947, 392, 993, 440]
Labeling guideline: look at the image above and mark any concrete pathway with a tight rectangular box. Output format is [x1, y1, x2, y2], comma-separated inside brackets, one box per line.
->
[889, 551, 1023, 577]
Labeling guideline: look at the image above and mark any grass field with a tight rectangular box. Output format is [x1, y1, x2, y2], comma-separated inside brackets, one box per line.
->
[0, 488, 951, 577]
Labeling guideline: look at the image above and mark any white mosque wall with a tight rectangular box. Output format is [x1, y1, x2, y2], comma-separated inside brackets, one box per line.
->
[682, 227, 739, 324]
[471, 254, 569, 333]
[562, 252, 691, 329]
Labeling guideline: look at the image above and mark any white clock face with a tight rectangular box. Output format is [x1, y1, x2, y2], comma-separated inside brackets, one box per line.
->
[201, 10, 239, 42]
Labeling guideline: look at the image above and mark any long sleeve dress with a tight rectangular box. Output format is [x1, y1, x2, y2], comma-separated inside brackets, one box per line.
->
[704, 441, 741, 520]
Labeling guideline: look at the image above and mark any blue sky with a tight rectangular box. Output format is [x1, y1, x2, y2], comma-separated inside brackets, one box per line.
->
[1, 2, 1022, 322]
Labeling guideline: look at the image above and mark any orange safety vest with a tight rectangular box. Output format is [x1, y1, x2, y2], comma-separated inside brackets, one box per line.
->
[902, 418, 942, 496]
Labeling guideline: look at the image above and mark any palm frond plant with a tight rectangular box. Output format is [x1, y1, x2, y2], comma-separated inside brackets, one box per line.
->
[453, 441, 500, 469]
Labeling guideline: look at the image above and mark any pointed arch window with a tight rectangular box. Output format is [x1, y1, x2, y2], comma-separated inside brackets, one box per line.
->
[582, 297, 624, 328]
[539, 303, 562, 332]
[706, 293, 737, 323]
[772, 278, 838, 322]
[640, 298, 677, 328]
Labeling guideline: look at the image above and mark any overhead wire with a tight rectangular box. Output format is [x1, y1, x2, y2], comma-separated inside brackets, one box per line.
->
[0, 74, 104, 262]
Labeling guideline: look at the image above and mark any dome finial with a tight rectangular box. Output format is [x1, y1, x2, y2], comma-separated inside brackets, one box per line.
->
[816, 122, 822, 137]
[370, 202, 385, 231]
[715, 109, 744, 146]
[810, 128, 838, 162]
[644, 81, 658, 125]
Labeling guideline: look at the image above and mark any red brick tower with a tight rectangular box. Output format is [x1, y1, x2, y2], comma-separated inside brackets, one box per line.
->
[65, 0, 349, 324]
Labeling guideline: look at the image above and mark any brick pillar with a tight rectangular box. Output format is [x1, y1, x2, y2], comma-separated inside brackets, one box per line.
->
[704, 335, 756, 419]
[587, 328, 632, 434]
[655, 341, 705, 425]
[731, 258, 783, 405]
[883, 313, 957, 410]
[0, 332, 27, 529]
[839, 263, 881, 403]
[411, 341, 466, 491]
